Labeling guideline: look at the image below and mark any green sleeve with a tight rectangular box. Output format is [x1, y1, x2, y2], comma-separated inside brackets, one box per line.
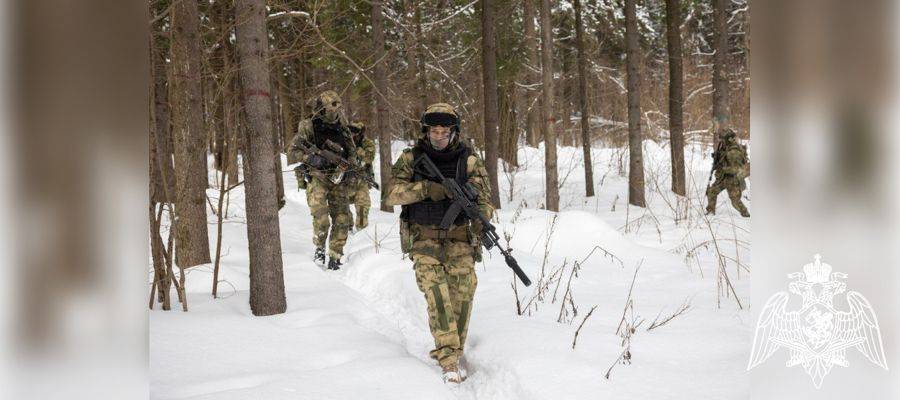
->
[288, 119, 314, 164]
[384, 150, 429, 206]
[467, 154, 494, 220]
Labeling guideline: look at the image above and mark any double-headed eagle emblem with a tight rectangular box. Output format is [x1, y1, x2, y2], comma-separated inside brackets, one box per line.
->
[748, 254, 888, 388]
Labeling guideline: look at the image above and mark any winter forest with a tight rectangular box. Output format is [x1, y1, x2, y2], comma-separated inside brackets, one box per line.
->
[150, 0, 751, 398]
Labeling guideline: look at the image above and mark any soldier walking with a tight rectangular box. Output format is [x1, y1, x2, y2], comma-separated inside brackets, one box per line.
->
[706, 128, 750, 217]
[348, 122, 375, 230]
[384, 103, 493, 384]
[288, 90, 358, 270]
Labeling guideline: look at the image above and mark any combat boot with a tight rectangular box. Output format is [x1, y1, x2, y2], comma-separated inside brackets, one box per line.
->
[314, 247, 326, 265]
[441, 363, 465, 384]
[327, 258, 342, 271]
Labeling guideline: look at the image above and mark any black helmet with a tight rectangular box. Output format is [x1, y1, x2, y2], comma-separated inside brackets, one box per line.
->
[420, 103, 460, 135]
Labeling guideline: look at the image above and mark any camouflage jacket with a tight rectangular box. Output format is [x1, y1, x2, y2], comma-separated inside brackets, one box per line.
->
[384, 143, 494, 224]
[354, 136, 376, 168]
[714, 142, 748, 178]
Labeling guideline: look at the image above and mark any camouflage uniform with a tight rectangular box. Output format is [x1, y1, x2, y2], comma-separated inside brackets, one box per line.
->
[348, 122, 376, 230]
[384, 103, 493, 376]
[288, 91, 358, 265]
[706, 129, 750, 217]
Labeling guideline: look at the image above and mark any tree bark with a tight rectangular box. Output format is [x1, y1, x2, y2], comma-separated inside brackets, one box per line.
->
[481, 0, 502, 208]
[150, 33, 175, 204]
[712, 0, 730, 141]
[573, 0, 594, 197]
[234, 0, 287, 316]
[539, 0, 559, 211]
[523, 0, 541, 147]
[666, 0, 686, 196]
[373, 0, 394, 213]
[499, 81, 519, 167]
[414, 5, 429, 117]
[625, 0, 646, 207]
[170, 0, 211, 267]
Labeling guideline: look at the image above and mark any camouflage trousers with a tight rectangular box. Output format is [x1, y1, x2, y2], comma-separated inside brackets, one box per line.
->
[411, 238, 478, 368]
[706, 175, 749, 216]
[349, 181, 371, 229]
[306, 176, 354, 259]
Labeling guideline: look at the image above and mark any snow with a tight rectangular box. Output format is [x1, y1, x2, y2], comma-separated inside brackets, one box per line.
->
[151, 140, 750, 399]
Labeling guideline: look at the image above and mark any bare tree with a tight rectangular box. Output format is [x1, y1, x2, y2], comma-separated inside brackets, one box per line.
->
[170, 0, 211, 267]
[481, 0, 502, 208]
[666, 0, 686, 196]
[522, 0, 540, 148]
[573, 0, 594, 198]
[372, 0, 394, 213]
[539, 0, 560, 211]
[625, 0, 646, 207]
[712, 0, 730, 140]
[234, 0, 287, 316]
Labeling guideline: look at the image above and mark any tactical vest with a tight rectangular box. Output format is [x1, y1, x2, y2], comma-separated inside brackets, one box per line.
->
[400, 144, 471, 227]
[311, 117, 352, 159]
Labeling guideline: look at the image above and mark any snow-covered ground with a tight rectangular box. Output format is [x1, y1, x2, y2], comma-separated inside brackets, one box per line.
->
[150, 140, 751, 399]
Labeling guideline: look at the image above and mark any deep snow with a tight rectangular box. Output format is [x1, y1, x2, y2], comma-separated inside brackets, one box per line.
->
[150, 140, 751, 399]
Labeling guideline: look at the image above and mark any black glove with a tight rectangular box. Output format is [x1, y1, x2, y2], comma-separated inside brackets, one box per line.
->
[307, 154, 328, 169]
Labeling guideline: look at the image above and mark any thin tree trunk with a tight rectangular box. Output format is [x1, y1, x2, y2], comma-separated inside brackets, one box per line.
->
[666, 0, 686, 196]
[499, 82, 519, 167]
[212, 140, 228, 298]
[373, 0, 394, 212]
[481, 0, 502, 208]
[170, 0, 212, 267]
[523, 0, 540, 147]
[539, 0, 559, 211]
[625, 0, 646, 207]
[151, 30, 175, 204]
[414, 5, 429, 117]
[277, 62, 294, 151]
[574, 0, 594, 197]
[712, 0, 730, 141]
[234, 0, 287, 316]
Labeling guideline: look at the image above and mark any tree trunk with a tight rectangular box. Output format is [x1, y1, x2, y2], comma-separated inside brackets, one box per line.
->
[499, 81, 519, 167]
[170, 0, 211, 267]
[523, 0, 541, 147]
[414, 5, 429, 117]
[539, 0, 559, 211]
[150, 34, 175, 204]
[233, 0, 287, 316]
[373, 0, 394, 213]
[573, 0, 594, 197]
[625, 0, 646, 207]
[277, 62, 295, 152]
[481, 0, 502, 208]
[712, 0, 730, 141]
[666, 0, 686, 196]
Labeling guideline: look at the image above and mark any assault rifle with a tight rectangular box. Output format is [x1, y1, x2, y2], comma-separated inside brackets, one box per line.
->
[413, 154, 532, 287]
[292, 139, 380, 190]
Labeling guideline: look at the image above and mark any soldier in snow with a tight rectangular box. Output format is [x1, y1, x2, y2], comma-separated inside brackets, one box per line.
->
[288, 90, 358, 270]
[384, 103, 494, 384]
[348, 122, 376, 230]
[706, 128, 750, 217]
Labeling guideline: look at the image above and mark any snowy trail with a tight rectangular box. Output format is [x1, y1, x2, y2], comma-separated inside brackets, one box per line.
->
[151, 143, 751, 399]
